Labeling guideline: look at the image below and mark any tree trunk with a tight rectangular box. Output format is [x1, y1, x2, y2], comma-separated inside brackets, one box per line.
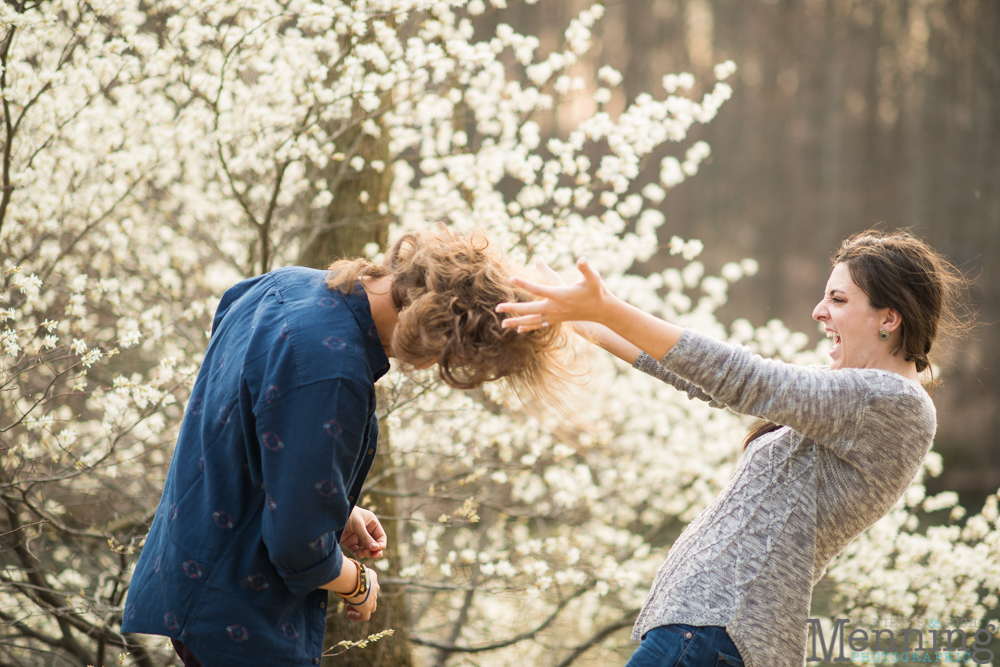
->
[321, 409, 413, 667]
[296, 118, 392, 271]
[296, 98, 413, 667]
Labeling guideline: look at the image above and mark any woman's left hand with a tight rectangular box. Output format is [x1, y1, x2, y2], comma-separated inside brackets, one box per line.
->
[340, 506, 387, 559]
[496, 257, 610, 332]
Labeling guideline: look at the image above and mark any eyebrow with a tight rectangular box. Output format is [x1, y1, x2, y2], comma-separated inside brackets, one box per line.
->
[827, 288, 847, 296]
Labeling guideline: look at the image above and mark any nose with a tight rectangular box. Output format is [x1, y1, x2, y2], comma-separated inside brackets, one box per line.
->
[812, 300, 827, 322]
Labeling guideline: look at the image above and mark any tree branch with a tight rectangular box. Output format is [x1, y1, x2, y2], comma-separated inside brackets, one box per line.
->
[0, 502, 96, 666]
[0, 23, 18, 239]
[553, 609, 639, 667]
[433, 530, 488, 667]
[409, 585, 590, 653]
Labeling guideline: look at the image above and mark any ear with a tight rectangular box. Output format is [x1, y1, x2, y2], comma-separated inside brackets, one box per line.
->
[880, 308, 903, 333]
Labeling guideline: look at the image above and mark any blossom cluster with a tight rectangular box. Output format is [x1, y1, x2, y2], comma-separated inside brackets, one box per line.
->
[1, 1, 996, 666]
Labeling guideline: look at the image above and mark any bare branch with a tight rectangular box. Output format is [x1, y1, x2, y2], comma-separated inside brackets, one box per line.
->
[0, 23, 18, 238]
[552, 609, 638, 667]
[409, 586, 591, 654]
[0, 519, 45, 539]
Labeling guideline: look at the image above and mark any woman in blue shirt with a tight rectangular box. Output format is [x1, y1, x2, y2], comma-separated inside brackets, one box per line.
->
[123, 229, 563, 667]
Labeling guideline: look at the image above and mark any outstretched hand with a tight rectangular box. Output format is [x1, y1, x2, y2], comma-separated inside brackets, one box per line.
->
[340, 506, 387, 560]
[496, 257, 610, 332]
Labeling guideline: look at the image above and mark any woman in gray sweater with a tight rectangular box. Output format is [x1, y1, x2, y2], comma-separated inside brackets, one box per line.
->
[496, 230, 966, 667]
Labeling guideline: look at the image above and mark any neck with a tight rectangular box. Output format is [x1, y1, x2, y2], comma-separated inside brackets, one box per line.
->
[362, 276, 398, 357]
[871, 354, 921, 383]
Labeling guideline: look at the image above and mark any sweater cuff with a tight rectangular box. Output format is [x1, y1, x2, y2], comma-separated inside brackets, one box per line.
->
[632, 351, 662, 375]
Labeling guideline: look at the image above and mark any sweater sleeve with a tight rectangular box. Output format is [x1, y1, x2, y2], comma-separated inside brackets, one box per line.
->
[632, 351, 726, 409]
[658, 328, 868, 456]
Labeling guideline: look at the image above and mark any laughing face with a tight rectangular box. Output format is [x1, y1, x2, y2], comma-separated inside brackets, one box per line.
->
[811, 263, 890, 370]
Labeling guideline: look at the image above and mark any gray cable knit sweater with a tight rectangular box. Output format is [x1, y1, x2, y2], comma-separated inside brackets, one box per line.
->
[630, 328, 936, 667]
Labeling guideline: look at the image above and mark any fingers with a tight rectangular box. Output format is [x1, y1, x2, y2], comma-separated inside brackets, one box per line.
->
[346, 598, 377, 622]
[507, 276, 562, 299]
[534, 258, 563, 285]
[345, 507, 386, 558]
[349, 546, 382, 559]
[500, 314, 548, 331]
[354, 524, 378, 554]
[496, 299, 548, 316]
[347, 598, 377, 620]
[366, 517, 388, 554]
[576, 256, 602, 282]
[511, 314, 550, 332]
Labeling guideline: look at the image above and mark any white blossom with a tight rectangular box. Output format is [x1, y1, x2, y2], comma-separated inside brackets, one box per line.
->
[2, 4, 992, 665]
[713, 59, 738, 81]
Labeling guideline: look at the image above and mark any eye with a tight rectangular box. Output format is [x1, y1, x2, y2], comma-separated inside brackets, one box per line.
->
[831, 297, 845, 304]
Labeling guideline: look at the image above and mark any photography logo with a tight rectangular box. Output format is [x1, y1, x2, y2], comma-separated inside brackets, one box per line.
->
[806, 618, 996, 664]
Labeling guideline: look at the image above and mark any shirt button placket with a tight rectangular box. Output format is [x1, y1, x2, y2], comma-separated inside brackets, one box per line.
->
[313, 658, 320, 665]
[319, 601, 326, 609]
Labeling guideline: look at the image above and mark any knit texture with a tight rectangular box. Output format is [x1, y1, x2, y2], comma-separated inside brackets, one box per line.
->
[630, 329, 936, 667]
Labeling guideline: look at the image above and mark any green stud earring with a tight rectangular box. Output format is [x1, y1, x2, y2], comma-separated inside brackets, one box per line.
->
[879, 330, 891, 342]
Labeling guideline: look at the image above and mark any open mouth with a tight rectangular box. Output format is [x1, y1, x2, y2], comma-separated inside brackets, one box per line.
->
[826, 329, 842, 349]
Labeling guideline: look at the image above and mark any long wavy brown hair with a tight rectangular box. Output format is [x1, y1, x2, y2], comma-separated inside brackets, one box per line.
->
[325, 228, 567, 400]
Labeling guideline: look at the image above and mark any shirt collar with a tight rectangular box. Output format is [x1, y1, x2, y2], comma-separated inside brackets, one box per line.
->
[342, 283, 391, 381]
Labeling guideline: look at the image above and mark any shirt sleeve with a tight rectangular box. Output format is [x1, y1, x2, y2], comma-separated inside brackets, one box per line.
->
[254, 378, 372, 596]
[632, 351, 727, 409]
[658, 328, 868, 455]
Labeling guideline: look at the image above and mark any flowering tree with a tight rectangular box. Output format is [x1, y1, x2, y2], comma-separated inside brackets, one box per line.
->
[0, 1, 217, 664]
[1, 1, 998, 666]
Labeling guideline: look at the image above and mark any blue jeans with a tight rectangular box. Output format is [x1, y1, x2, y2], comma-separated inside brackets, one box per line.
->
[626, 624, 744, 667]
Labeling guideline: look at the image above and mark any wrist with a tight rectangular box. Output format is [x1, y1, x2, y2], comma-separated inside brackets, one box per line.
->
[334, 558, 369, 602]
[594, 291, 629, 328]
[342, 584, 372, 606]
[329, 558, 360, 596]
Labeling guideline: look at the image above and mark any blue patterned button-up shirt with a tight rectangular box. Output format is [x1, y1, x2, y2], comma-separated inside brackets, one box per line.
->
[122, 267, 390, 666]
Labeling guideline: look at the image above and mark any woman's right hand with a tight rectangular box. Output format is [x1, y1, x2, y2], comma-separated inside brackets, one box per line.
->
[497, 257, 611, 332]
[499, 256, 685, 361]
[344, 568, 379, 622]
[529, 258, 643, 363]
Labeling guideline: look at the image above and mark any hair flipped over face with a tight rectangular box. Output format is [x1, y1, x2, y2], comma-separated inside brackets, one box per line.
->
[325, 228, 565, 397]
